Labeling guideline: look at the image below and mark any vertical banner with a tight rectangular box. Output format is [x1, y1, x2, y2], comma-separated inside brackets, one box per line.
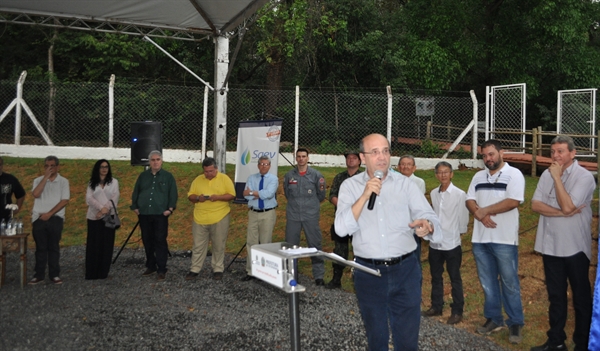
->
[234, 119, 283, 203]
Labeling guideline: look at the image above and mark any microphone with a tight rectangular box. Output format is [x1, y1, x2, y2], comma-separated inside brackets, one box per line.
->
[367, 170, 384, 210]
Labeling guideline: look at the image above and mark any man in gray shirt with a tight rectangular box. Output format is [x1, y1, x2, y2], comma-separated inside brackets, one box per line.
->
[29, 156, 70, 285]
[530, 135, 595, 351]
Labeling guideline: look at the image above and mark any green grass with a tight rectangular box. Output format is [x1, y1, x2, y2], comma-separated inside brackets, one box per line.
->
[3, 156, 598, 350]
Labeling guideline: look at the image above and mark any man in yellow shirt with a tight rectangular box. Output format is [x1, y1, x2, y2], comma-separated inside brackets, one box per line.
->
[186, 157, 235, 281]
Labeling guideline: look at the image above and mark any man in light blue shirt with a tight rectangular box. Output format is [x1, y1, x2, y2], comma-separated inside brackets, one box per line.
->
[241, 155, 278, 281]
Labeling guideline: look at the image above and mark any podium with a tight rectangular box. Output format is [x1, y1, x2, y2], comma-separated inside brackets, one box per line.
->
[250, 242, 380, 351]
[0, 233, 29, 288]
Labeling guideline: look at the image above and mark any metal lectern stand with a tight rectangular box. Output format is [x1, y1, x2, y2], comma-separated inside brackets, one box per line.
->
[250, 242, 381, 351]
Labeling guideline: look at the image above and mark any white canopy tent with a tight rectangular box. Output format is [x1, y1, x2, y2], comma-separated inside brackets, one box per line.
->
[0, 0, 271, 168]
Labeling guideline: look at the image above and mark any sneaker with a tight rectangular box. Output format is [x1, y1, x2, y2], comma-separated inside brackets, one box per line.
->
[476, 318, 504, 335]
[315, 279, 325, 286]
[530, 341, 568, 351]
[508, 324, 523, 344]
[185, 272, 199, 281]
[142, 268, 156, 276]
[51, 277, 63, 285]
[213, 272, 223, 281]
[446, 314, 463, 325]
[28, 277, 44, 285]
[157, 272, 166, 281]
[421, 307, 443, 317]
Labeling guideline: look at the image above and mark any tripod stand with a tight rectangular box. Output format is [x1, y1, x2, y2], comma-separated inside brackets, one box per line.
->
[112, 220, 140, 264]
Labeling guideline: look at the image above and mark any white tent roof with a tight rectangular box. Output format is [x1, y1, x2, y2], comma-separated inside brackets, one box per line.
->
[0, 0, 270, 40]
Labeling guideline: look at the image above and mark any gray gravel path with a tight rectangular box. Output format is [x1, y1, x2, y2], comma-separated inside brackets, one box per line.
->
[0, 246, 509, 351]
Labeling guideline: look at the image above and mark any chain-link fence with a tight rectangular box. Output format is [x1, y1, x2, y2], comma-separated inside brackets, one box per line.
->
[1, 78, 478, 158]
[488, 84, 526, 152]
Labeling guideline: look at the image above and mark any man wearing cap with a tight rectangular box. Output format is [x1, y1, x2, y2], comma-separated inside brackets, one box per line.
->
[325, 150, 362, 289]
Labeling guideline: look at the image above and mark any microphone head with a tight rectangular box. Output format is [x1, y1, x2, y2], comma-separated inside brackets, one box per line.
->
[374, 170, 384, 179]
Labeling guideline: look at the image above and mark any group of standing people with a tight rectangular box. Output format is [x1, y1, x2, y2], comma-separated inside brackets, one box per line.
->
[0, 132, 596, 351]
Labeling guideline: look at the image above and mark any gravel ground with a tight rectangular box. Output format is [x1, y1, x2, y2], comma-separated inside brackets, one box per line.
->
[0, 246, 509, 351]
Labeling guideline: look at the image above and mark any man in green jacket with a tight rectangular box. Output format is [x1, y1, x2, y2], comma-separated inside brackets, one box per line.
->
[131, 150, 178, 281]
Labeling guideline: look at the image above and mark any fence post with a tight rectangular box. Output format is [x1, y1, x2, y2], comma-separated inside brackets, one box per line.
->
[470, 90, 478, 159]
[202, 85, 209, 158]
[426, 121, 431, 140]
[537, 126, 542, 156]
[386, 86, 392, 146]
[531, 128, 537, 177]
[447, 120, 452, 140]
[597, 130, 600, 177]
[108, 74, 115, 147]
[294, 85, 299, 158]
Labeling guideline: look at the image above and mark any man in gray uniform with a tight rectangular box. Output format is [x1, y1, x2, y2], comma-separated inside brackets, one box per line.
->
[284, 148, 327, 285]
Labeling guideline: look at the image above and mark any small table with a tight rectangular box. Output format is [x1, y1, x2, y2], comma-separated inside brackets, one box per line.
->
[0, 233, 29, 288]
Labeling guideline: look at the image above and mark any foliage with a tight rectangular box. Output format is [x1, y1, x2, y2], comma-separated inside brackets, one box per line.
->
[419, 139, 444, 158]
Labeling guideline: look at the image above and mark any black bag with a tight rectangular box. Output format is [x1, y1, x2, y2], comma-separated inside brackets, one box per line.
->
[102, 200, 121, 229]
[330, 224, 349, 243]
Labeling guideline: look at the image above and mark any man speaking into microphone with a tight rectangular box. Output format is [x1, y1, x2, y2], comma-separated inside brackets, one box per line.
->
[335, 133, 441, 351]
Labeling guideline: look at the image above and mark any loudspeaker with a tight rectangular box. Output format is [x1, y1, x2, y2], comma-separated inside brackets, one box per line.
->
[131, 121, 162, 166]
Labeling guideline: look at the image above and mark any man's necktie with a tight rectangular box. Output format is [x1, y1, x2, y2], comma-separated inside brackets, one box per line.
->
[258, 175, 264, 209]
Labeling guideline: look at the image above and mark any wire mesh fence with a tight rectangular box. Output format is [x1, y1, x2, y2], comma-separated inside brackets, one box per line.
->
[0, 79, 479, 158]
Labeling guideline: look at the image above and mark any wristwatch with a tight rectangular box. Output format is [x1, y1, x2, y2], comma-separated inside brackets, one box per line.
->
[426, 220, 434, 233]
[249, 190, 253, 196]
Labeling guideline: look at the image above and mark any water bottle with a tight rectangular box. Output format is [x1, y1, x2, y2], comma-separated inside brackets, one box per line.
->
[16, 219, 23, 234]
[0, 219, 5, 235]
[6, 219, 12, 236]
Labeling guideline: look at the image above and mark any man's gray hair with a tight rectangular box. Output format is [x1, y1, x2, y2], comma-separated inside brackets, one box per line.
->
[258, 155, 271, 164]
[148, 150, 162, 159]
[45, 155, 60, 165]
[435, 161, 453, 172]
[551, 135, 576, 152]
[399, 155, 416, 165]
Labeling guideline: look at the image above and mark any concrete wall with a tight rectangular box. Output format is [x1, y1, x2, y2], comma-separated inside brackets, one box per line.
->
[0, 144, 484, 170]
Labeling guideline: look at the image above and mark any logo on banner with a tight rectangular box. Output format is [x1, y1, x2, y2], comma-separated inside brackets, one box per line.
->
[241, 148, 251, 165]
[267, 126, 281, 142]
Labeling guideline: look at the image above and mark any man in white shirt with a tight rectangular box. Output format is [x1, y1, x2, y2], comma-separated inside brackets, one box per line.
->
[398, 155, 426, 194]
[466, 139, 525, 344]
[530, 135, 594, 351]
[422, 161, 468, 325]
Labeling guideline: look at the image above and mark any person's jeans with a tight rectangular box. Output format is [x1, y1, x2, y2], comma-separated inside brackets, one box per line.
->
[32, 216, 64, 279]
[354, 251, 421, 351]
[543, 252, 592, 350]
[139, 214, 169, 274]
[429, 245, 464, 314]
[472, 242, 524, 327]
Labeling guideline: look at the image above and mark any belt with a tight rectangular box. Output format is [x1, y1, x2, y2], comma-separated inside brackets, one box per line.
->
[250, 207, 275, 213]
[355, 251, 414, 266]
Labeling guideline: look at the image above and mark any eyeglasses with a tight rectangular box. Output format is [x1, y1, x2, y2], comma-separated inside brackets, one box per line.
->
[362, 149, 390, 157]
[258, 163, 271, 167]
[436, 171, 451, 175]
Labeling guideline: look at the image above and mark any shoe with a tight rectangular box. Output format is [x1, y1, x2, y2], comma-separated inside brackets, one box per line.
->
[185, 272, 199, 281]
[28, 277, 44, 285]
[315, 279, 325, 286]
[241, 274, 255, 282]
[325, 280, 341, 289]
[446, 314, 463, 325]
[142, 268, 156, 276]
[157, 272, 166, 281]
[476, 318, 504, 335]
[421, 307, 442, 317]
[508, 324, 523, 344]
[213, 272, 223, 280]
[50, 277, 63, 285]
[530, 341, 568, 351]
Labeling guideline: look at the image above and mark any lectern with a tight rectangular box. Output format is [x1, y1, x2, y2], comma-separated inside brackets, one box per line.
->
[250, 242, 380, 351]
